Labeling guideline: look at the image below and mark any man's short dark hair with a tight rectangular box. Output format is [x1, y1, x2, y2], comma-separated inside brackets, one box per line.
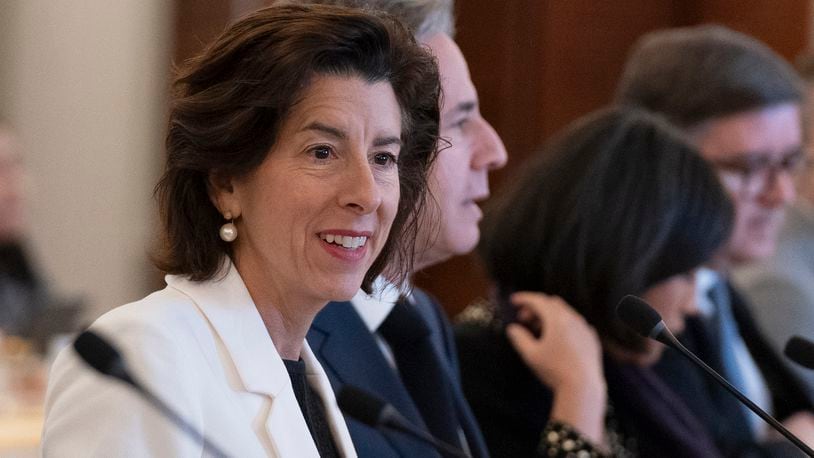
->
[616, 25, 803, 129]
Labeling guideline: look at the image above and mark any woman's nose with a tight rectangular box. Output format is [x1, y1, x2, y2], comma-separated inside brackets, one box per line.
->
[339, 158, 383, 214]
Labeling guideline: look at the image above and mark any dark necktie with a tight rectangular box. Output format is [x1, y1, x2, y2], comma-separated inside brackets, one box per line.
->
[378, 296, 462, 450]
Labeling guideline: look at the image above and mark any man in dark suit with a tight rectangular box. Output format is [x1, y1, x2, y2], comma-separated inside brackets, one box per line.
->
[305, 1, 508, 456]
[734, 56, 814, 405]
[616, 25, 814, 455]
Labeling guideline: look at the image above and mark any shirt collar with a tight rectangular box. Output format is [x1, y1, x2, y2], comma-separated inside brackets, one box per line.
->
[695, 267, 722, 317]
[350, 276, 404, 332]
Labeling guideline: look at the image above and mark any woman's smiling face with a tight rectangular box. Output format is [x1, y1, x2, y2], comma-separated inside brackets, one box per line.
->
[213, 75, 403, 307]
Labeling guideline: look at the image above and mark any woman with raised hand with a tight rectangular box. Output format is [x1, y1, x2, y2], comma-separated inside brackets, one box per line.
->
[42, 4, 440, 457]
[457, 107, 734, 457]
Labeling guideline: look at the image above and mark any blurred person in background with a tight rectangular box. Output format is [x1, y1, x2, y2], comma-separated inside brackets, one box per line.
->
[0, 117, 80, 350]
[617, 24, 814, 455]
[305, 0, 507, 456]
[734, 54, 814, 403]
[456, 107, 733, 457]
[41, 4, 441, 456]
[0, 117, 41, 338]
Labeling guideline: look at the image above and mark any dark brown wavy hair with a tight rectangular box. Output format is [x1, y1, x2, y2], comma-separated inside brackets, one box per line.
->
[154, 3, 441, 291]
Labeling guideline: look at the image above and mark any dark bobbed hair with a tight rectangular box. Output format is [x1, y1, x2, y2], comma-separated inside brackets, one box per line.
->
[154, 4, 441, 290]
[616, 25, 803, 129]
[479, 107, 734, 352]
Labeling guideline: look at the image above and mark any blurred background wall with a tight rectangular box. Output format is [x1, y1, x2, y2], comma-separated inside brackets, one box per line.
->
[0, 0, 810, 321]
[0, 1, 171, 319]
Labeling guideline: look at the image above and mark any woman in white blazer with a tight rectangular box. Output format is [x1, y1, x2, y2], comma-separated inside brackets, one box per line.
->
[41, 4, 441, 457]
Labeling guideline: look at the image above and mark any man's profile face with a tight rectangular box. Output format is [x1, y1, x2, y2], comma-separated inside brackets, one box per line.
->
[691, 103, 802, 265]
[413, 33, 507, 270]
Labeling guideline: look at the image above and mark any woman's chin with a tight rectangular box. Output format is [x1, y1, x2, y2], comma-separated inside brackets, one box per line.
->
[321, 276, 368, 303]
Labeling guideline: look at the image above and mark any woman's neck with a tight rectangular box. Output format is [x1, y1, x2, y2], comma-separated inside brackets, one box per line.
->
[255, 302, 314, 360]
[235, 259, 324, 361]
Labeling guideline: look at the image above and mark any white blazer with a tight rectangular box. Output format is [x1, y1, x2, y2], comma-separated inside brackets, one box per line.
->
[41, 261, 357, 457]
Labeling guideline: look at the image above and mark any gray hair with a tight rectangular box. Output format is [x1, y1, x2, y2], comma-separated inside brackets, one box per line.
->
[616, 25, 803, 129]
[302, 0, 454, 40]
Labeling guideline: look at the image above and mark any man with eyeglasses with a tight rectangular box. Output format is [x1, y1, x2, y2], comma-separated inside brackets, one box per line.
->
[735, 54, 814, 407]
[617, 25, 814, 456]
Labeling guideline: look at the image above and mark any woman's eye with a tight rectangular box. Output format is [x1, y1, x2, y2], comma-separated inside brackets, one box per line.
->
[312, 146, 332, 160]
[452, 117, 470, 130]
[373, 152, 397, 166]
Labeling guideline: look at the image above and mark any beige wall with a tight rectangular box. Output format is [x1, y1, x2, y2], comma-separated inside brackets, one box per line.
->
[1, 1, 171, 319]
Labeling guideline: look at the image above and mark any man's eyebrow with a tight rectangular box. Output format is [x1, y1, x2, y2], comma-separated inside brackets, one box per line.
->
[447, 100, 477, 117]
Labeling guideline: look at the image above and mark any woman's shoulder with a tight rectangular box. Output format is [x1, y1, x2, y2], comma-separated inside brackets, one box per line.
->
[92, 284, 203, 340]
[454, 299, 556, 457]
[454, 298, 548, 388]
[42, 283, 220, 456]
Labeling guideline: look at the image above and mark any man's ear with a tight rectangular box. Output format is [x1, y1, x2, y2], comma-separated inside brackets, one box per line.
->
[207, 170, 240, 217]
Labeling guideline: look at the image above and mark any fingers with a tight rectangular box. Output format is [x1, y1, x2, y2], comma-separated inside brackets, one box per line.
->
[506, 323, 548, 371]
[510, 291, 584, 328]
[506, 322, 537, 353]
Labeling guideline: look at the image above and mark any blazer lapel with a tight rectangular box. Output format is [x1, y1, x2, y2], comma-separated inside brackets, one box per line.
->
[728, 282, 814, 417]
[166, 262, 321, 457]
[302, 342, 357, 456]
[411, 289, 490, 458]
[309, 301, 437, 457]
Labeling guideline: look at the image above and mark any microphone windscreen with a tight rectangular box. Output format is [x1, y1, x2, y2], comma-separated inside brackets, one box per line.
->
[337, 385, 386, 427]
[616, 294, 663, 338]
[73, 330, 123, 377]
[785, 336, 814, 370]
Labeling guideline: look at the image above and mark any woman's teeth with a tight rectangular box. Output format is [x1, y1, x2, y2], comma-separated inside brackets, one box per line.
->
[321, 234, 368, 249]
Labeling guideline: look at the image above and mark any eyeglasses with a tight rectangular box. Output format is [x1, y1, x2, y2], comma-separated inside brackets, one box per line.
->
[710, 149, 812, 197]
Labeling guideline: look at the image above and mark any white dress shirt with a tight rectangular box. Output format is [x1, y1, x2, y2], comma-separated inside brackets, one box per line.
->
[349, 276, 402, 368]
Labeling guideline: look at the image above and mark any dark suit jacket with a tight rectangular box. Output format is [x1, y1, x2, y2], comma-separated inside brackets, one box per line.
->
[653, 281, 811, 457]
[307, 289, 489, 458]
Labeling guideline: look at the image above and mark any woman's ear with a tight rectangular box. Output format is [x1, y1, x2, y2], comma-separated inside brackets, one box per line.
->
[207, 170, 240, 217]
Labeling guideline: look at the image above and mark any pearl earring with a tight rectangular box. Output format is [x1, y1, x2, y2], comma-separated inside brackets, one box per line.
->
[219, 212, 237, 242]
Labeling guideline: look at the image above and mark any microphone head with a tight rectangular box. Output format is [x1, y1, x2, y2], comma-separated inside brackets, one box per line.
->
[337, 385, 387, 427]
[73, 330, 129, 382]
[616, 294, 664, 339]
[785, 336, 814, 370]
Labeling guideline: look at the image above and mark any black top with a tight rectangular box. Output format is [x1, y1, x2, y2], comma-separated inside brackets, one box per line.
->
[454, 304, 723, 458]
[283, 359, 340, 458]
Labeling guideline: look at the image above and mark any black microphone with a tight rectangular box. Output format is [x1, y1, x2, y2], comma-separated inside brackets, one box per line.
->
[337, 385, 469, 458]
[73, 330, 230, 458]
[786, 336, 814, 370]
[616, 295, 814, 457]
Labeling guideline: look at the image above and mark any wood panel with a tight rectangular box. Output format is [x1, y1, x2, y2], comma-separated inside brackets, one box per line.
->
[173, 0, 232, 65]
